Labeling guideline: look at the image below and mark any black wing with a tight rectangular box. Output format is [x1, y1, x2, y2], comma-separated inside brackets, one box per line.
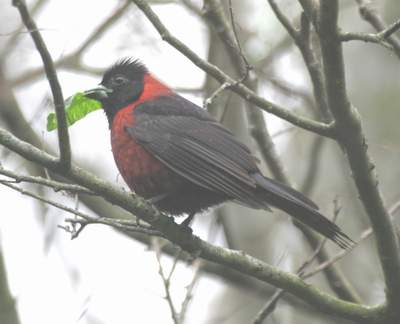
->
[128, 95, 353, 248]
[129, 95, 318, 210]
[129, 98, 269, 209]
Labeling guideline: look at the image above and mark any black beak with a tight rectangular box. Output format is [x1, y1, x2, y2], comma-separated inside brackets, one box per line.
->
[84, 85, 112, 101]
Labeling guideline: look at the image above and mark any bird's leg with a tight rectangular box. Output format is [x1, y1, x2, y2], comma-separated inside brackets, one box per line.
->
[180, 212, 196, 228]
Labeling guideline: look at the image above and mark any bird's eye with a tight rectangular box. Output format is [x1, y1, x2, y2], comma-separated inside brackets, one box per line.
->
[113, 76, 128, 86]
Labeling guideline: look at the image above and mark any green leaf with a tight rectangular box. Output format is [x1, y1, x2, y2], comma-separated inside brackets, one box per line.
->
[46, 93, 102, 132]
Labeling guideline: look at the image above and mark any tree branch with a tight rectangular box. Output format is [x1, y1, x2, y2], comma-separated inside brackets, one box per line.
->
[129, 0, 335, 138]
[0, 126, 384, 322]
[0, 165, 94, 195]
[203, 0, 359, 303]
[355, 0, 400, 58]
[153, 240, 180, 324]
[12, 0, 71, 170]
[0, 63, 311, 308]
[340, 31, 393, 51]
[318, 0, 400, 319]
[303, 199, 400, 280]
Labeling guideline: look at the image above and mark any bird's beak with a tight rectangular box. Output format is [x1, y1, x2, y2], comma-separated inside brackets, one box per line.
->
[84, 85, 113, 100]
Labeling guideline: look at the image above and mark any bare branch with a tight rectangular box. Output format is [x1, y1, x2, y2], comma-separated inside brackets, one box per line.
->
[0, 178, 162, 239]
[130, 0, 336, 138]
[318, 0, 400, 317]
[253, 289, 284, 324]
[0, 165, 94, 195]
[355, 0, 400, 58]
[269, 0, 330, 119]
[179, 259, 201, 323]
[303, 199, 400, 279]
[153, 239, 180, 324]
[253, 199, 347, 323]
[267, 0, 299, 40]
[13, 0, 71, 170]
[0, 127, 383, 322]
[204, 0, 358, 302]
[379, 18, 400, 39]
[339, 31, 393, 50]
[227, 0, 252, 77]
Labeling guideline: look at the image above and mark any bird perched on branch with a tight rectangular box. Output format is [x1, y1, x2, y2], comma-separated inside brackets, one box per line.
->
[87, 58, 352, 249]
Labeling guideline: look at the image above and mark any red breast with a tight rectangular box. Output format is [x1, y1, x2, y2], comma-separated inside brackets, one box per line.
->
[110, 74, 172, 197]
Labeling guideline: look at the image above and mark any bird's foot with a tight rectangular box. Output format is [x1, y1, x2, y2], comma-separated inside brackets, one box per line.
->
[179, 212, 195, 230]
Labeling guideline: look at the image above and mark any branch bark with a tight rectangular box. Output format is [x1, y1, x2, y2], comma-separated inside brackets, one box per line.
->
[318, 0, 400, 320]
[355, 0, 400, 58]
[12, 0, 71, 170]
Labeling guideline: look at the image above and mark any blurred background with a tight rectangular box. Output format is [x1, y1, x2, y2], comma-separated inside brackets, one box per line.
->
[0, 0, 399, 323]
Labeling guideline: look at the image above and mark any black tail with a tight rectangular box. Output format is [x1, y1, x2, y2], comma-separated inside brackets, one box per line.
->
[252, 173, 354, 249]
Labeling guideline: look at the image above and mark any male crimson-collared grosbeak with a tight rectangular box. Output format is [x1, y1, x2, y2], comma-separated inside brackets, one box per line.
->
[87, 58, 352, 249]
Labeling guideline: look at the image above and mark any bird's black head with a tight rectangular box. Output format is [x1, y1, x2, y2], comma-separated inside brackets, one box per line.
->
[88, 58, 148, 125]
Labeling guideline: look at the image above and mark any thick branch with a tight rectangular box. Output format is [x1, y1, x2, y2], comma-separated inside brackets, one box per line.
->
[204, 0, 359, 303]
[318, 0, 400, 319]
[0, 127, 383, 322]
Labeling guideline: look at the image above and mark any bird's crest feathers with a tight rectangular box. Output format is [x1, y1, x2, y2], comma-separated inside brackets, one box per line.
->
[102, 57, 148, 83]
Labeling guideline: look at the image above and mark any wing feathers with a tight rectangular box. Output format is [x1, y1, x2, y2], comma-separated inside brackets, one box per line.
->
[127, 96, 353, 248]
[128, 114, 269, 208]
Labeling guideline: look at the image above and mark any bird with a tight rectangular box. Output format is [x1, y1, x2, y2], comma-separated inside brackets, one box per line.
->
[87, 58, 353, 249]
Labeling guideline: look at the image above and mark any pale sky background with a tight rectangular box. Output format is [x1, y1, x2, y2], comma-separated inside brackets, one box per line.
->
[0, 1, 298, 323]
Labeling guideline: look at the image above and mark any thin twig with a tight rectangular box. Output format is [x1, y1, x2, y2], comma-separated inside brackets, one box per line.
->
[203, 82, 230, 109]
[0, 165, 94, 195]
[153, 238, 180, 324]
[0, 179, 161, 238]
[267, 0, 299, 40]
[227, 0, 252, 79]
[269, 0, 330, 119]
[203, 0, 252, 109]
[179, 259, 201, 324]
[253, 199, 342, 324]
[303, 199, 400, 279]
